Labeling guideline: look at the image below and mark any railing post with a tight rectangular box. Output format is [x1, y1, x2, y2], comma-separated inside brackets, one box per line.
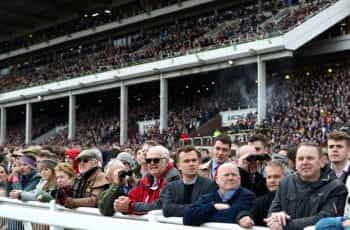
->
[49, 200, 64, 230]
[23, 221, 33, 230]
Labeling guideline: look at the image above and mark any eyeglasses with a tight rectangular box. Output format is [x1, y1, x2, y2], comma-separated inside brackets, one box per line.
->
[145, 158, 164, 164]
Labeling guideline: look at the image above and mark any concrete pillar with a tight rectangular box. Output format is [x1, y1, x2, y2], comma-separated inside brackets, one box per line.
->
[0, 107, 6, 146]
[120, 82, 128, 145]
[257, 56, 267, 125]
[25, 103, 32, 145]
[160, 75, 168, 133]
[68, 94, 76, 141]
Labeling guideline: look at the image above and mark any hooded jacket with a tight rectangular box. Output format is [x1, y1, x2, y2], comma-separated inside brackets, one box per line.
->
[269, 166, 347, 230]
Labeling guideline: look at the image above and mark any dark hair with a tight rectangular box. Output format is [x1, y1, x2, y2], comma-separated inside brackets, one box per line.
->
[248, 134, 268, 148]
[328, 131, 350, 146]
[176, 145, 200, 163]
[214, 136, 232, 149]
[0, 164, 8, 174]
[286, 145, 297, 163]
[297, 142, 322, 158]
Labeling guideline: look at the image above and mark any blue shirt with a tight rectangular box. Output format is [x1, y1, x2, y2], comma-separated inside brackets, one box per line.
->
[218, 189, 236, 202]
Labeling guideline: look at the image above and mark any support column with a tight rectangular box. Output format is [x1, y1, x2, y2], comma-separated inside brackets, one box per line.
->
[120, 82, 128, 145]
[68, 94, 76, 141]
[257, 56, 267, 125]
[25, 103, 32, 145]
[160, 75, 168, 133]
[0, 107, 6, 146]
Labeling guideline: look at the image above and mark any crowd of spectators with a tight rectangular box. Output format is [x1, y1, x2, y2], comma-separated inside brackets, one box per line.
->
[267, 65, 350, 146]
[0, 0, 180, 54]
[0, 0, 336, 93]
[1, 132, 350, 229]
[4, 63, 350, 154]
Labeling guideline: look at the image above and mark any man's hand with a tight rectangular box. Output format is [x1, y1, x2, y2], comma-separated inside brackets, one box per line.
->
[238, 153, 251, 170]
[214, 203, 230, 210]
[239, 216, 255, 228]
[9, 190, 22, 199]
[342, 219, 350, 228]
[264, 211, 290, 229]
[64, 197, 76, 209]
[114, 196, 130, 213]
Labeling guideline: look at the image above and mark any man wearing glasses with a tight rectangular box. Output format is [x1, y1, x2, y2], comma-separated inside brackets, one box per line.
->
[113, 145, 180, 215]
[199, 136, 232, 181]
[63, 148, 109, 208]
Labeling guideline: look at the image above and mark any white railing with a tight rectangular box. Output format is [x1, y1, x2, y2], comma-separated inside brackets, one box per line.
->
[0, 197, 268, 230]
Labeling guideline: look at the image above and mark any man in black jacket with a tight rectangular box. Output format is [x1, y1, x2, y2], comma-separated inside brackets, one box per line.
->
[160, 146, 216, 217]
[266, 143, 348, 230]
[237, 160, 286, 228]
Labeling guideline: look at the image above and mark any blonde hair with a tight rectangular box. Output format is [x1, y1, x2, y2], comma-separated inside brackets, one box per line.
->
[55, 162, 75, 178]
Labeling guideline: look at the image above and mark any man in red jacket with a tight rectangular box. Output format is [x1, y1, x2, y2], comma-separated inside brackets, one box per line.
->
[114, 145, 180, 215]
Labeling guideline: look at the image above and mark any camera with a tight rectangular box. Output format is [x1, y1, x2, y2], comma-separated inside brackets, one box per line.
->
[246, 153, 271, 162]
[118, 170, 133, 179]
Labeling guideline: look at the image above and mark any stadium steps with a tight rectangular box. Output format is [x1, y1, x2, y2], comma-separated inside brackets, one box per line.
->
[190, 113, 221, 137]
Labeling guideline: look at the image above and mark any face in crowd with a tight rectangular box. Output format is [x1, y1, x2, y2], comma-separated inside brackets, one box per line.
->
[216, 163, 241, 193]
[145, 146, 168, 178]
[327, 139, 350, 164]
[78, 157, 98, 174]
[105, 160, 127, 184]
[0, 165, 8, 183]
[248, 140, 267, 154]
[213, 140, 230, 164]
[265, 164, 284, 192]
[39, 167, 54, 181]
[20, 162, 33, 176]
[296, 145, 321, 182]
[56, 170, 73, 188]
[177, 150, 200, 177]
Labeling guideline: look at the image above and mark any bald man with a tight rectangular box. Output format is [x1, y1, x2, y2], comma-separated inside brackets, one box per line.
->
[237, 145, 268, 197]
[183, 163, 255, 226]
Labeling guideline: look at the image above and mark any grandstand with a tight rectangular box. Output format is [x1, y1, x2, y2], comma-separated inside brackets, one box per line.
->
[0, 0, 350, 229]
[0, 0, 349, 148]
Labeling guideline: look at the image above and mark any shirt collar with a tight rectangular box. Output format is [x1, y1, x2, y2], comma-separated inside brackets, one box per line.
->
[183, 176, 198, 185]
[218, 189, 236, 202]
[331, 160, 350, 178]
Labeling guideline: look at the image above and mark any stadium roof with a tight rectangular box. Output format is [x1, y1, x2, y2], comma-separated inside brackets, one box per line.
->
[0, 0, 135, 42]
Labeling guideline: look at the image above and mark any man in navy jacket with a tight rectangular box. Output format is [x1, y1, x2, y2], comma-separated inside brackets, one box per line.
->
[183, 162, 255, 226]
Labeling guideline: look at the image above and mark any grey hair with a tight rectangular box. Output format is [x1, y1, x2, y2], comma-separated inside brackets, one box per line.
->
[265, 160, 288, 175]
[104, 159, 124, 175]
[148, 145, 170, 158]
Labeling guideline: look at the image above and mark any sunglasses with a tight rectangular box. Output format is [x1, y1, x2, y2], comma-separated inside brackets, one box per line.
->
[145, 158, 164, 164]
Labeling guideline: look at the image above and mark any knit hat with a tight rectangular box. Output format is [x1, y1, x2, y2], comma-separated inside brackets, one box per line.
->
[38, 159, 57, 171]
[19, 155, 37, 169]
[117, 152, 136, 170]
[65, 148, 80, 160]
